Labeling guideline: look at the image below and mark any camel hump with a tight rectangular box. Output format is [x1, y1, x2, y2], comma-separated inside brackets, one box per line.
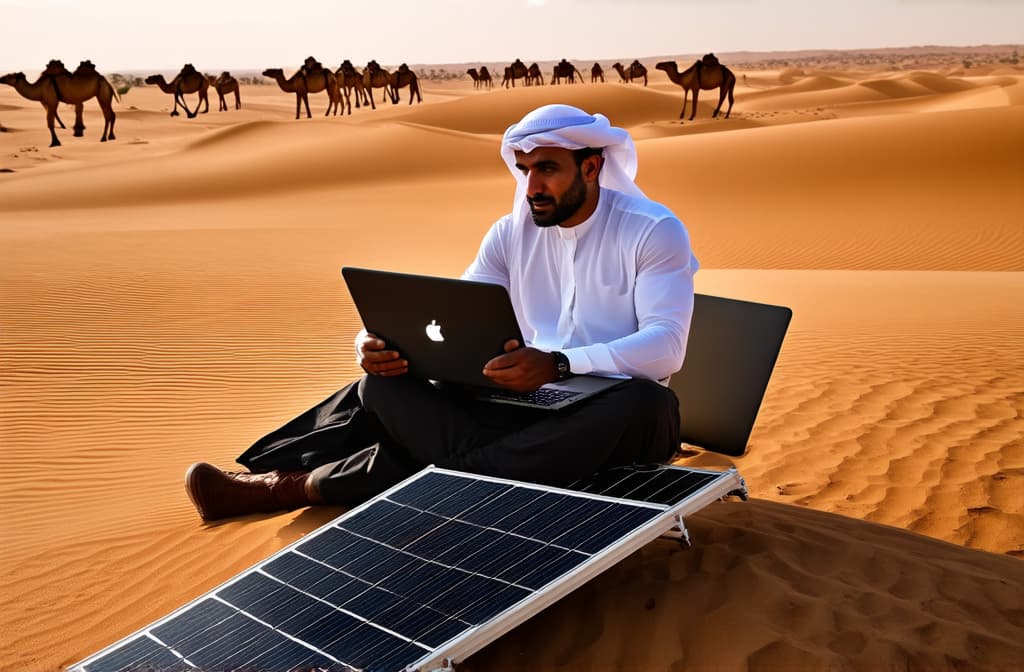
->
[303, 56, 323, 72]
[44, 59, 68, 76]
[398, 63, 409, 72]
[702, 53, 720, 68]
[75, 60, 97, 74]
[220, 71, 231, 78]
[181, 63, 197, 75]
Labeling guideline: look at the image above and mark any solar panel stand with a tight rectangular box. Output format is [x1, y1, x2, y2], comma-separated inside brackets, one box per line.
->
[662, 514, 693, 548]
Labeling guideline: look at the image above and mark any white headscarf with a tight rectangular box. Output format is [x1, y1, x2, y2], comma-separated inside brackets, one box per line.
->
[500, 104, 645, 228]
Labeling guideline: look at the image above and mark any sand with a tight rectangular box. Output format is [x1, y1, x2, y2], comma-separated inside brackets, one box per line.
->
[1, 59, 1022, 671]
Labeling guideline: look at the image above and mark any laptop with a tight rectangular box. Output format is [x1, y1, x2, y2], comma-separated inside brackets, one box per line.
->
[341, 267, 625, 410]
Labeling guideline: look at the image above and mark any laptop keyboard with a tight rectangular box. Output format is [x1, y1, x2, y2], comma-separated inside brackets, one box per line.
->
[487, 386, 582, 407]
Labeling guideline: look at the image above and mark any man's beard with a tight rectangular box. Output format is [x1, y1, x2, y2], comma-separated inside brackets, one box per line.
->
[527, 170, 588, 228]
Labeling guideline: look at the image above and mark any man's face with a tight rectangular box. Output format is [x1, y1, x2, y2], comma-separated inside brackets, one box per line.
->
[514, 147, 592, 228]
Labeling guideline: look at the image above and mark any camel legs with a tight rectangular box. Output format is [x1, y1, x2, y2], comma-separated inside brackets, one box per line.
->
[217, 92, 227, 111]
[678, 90, 690, 120]
[201, 90, 209, 114]
[45, 104, 61, 147]
[716, 85, 735, 119]
[234, 89, 241, 110]
[688, 88, 700, 121]
[40, 103, 66, 129]
[73, 102, 86, 137]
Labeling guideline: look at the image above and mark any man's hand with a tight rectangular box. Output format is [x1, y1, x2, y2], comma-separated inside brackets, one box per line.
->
[483, 339, 558, 392]
[357, 331, 408, 377]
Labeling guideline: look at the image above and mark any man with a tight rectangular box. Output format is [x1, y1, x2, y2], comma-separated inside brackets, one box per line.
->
[185, 104, 699, 521]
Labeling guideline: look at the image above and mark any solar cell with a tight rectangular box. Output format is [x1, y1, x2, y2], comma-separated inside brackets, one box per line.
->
[71, 465, 742, 672]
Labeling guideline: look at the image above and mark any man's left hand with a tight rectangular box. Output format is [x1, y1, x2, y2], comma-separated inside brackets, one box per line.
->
[483, 340, 558, 392]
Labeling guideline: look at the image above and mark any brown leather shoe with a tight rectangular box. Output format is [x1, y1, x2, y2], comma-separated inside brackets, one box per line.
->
[184, 462, 319, 521]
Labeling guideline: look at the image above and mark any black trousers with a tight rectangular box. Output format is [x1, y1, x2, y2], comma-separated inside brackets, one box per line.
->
[310, 374, 680, 504]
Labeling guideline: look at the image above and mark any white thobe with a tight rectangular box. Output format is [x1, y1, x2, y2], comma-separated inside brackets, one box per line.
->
[463, 188, 699, 383]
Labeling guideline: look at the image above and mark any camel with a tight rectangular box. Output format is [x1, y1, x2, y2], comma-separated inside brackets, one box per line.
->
[551, 59, 584, 85]
[364, 61, 397, 105]
[656, 53, 736, 120]
[207, 71, 240, 111]
[262, 64, 340, 119]
[478, 66, 493, 89]
[336, 60, 371, 113]
[502, 59, 528, 88]
[390, 64, 422, 105]
[1, 60, 117, 147]
[301, 57, 343, 115]
[591, 62, 604, 83]
[612, 61, 647, 86]
[145, 64, 210, 118]
[527, 62, 544, 86]
[467, 67, 493, 90]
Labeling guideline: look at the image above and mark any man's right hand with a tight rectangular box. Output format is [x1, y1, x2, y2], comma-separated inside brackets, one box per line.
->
[357, 331, 409, 377]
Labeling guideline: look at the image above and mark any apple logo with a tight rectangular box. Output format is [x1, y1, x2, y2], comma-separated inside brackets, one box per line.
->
[425, 319, 444, 342]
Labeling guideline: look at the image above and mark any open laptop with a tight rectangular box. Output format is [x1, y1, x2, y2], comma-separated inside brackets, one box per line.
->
[341, 267, 625, 410]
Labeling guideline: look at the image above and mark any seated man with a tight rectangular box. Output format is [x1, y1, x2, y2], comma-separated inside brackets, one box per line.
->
[185, 103, 699, 521]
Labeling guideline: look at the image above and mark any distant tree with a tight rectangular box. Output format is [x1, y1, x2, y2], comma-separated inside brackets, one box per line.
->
[108, 73, 132, 96]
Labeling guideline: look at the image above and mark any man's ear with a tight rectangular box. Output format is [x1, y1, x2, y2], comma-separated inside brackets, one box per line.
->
[581, 154, 603, 183]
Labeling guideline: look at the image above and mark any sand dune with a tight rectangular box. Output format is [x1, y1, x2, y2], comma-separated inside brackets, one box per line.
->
[1, 59, 1023, 671]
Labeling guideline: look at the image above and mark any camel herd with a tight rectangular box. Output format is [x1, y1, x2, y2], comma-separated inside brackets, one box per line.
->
[1, 54, 736, 147]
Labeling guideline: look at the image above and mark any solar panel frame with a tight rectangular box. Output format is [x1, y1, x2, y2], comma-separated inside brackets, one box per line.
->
[69, 465, 743, 672]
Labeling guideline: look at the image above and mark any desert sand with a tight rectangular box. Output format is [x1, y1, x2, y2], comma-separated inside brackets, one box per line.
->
[1, 56, 1022, 671]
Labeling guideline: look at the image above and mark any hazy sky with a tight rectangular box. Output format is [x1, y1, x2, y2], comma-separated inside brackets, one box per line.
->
[2, 0, 1021, 73]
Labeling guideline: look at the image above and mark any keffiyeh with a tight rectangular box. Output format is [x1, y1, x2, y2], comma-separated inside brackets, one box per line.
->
[500, 104, 645, 227]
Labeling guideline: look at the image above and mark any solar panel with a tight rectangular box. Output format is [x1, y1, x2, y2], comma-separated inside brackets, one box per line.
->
[71, 465, 744, 672]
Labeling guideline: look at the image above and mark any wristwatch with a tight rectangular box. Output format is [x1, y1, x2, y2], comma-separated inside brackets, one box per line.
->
[552, 351, 571, 381]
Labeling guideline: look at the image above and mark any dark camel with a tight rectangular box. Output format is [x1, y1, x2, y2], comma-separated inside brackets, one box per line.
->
[467, 67, 493, 89]
[612, 61, 647, 86]
[208, 71, 240, 111]
[527, 62, 544, 86]
[591, 62, 604, 83]
[552, 59, 584, 85]
[656, 53, 736, 120]
[502, 59, 528, 88]
[145, 64, 209, 118]
[1, 59, 117, 147]
[336, 60, 371, 113]
[364, 60, 397, 105]
[390, 64, 422, 105]
[262, 63, 340, 119]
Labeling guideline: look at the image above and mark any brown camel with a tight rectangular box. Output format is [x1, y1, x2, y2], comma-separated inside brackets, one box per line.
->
[612, 61, 647, 86]
[656, 53, 736, 120]
[364, 61, 397, 105]
[502, 59, 528, 88]
[336, 60, 371, 113]
[207, 71, 240, 111]
[467, 67, 493, 90]
[390, 64, 422, 105]
[145, 64, 210, 118]
[478, 66, 493, 89]
[1, 59, 117, 147]
[301, 57, 343, 115]
[527, 62, 544, 86]
[551, 59, 584, 85]
[262, 65, 340, 119]
[591, 62, 604, 83]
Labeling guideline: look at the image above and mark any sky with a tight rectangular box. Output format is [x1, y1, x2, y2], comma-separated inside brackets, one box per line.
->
[1, 0, 1022, 73]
